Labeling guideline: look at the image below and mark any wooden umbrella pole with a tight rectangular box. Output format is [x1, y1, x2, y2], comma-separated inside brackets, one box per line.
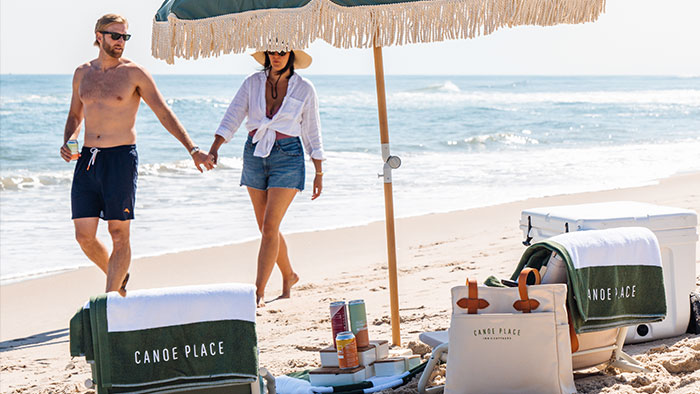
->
[372, 46, 401, 346]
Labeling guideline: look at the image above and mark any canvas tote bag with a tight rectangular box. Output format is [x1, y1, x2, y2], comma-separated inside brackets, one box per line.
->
[445, 268, 576, 394]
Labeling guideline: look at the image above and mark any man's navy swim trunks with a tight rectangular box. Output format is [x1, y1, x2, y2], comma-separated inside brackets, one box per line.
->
[71, 144, 138, 221]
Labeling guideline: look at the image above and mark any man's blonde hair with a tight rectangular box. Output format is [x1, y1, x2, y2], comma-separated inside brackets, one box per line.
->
[94, 14, 129, 46]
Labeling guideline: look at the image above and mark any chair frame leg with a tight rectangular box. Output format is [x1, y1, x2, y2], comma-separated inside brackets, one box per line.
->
[608, 327, 649, 373]
[418, 342, 448, 394]
[260, 367, 276, 394]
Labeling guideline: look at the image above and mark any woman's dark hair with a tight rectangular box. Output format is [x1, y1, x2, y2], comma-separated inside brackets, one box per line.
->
[263, 51, 295, 78]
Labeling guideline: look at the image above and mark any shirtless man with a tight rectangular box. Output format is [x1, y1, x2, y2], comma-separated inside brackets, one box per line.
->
[59, 14, 212, 296]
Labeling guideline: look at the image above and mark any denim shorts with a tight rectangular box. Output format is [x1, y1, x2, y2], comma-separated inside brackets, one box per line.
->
[241, 135, 305, 191]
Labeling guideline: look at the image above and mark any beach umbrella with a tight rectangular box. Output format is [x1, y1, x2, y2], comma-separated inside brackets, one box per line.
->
[152, 0, 605, 346]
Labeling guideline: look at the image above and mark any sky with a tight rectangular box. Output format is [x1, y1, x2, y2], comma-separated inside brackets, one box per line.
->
[1, 0, 699, 75]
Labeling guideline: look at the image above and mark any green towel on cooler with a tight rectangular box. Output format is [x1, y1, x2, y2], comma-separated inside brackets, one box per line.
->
[512, 227, 666, 333]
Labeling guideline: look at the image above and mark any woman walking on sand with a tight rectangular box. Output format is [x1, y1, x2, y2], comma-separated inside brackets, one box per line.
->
[207, 50, 324, 306]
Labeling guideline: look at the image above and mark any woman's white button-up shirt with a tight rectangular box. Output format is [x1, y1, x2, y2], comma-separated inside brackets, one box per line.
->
[215, 71, 325, 160]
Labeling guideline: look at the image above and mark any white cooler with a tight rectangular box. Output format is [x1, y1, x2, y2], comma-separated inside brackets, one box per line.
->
[520, 201, 698, 343]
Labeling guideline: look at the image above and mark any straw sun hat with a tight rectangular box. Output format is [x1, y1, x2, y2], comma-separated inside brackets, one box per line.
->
[251, 49, 312, 69]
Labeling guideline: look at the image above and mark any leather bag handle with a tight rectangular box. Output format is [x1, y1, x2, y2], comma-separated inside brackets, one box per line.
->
[509, 268, 580, 351]
[513, 268, 541, 313]
[456, 277, 489, 314]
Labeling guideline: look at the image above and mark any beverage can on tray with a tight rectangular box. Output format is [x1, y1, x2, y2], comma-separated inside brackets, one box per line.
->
[348, 299, 369, 347]
[335, 331, 359, 369]
[330, 301, 348, 348]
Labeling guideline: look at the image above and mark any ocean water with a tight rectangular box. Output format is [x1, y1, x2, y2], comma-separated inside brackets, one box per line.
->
[1, 75, 699, 284]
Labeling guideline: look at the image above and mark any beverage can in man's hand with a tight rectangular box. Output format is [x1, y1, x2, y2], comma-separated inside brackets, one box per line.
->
[67, 140, 79, 160]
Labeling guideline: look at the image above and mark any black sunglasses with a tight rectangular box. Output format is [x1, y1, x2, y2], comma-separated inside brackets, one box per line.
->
[266, 51, 288, 57]
[100, 31, 131, 41]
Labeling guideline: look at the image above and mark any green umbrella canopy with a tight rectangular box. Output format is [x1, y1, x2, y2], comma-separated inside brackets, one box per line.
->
[152, 0, 605, 64]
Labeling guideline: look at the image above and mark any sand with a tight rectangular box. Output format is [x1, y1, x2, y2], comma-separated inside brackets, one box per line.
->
[1, 172, 699, 393]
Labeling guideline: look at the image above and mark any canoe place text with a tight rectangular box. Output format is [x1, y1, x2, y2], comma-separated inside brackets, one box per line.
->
[587, 285, 636, 301]
[134, 342, 224, 364]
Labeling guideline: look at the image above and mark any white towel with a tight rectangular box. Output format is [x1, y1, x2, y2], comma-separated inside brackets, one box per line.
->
[106, 283, 256, 332]
[548, 227, 662, 269]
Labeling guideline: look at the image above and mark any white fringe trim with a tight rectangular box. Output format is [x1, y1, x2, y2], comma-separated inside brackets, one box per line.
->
[152, 0, 605, 64]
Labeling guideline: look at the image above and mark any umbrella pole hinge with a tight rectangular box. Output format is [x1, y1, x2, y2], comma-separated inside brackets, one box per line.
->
[378, 163, 393, 183]
[378, 150, 401, 183]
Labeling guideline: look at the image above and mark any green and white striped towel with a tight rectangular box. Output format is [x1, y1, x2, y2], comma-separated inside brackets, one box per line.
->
[70, 283, 258, 393]
[513, 227, 666, 333]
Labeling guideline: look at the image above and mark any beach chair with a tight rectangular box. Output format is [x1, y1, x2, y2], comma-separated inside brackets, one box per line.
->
[418, 227, 666, 393]
[70, 283, 275, 394]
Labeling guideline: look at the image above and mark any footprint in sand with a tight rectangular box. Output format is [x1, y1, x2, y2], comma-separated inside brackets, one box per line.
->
[286, 359, 311, 368]
[373, 316, 391, 326]
[294, 345, 321, 352]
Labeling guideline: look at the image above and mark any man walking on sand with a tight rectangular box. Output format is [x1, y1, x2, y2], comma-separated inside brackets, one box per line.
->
[59, 14, 213, 296]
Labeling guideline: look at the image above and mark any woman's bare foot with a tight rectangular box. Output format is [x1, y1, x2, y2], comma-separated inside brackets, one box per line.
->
[280, 273, 299, 299]
[256, 294, 266, 307]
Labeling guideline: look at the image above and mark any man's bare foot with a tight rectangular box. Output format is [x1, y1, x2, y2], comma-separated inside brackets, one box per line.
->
[280, 273, 299, 299]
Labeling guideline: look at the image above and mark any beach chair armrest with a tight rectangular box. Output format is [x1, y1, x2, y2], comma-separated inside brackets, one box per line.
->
[419, 330, 448, 349]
